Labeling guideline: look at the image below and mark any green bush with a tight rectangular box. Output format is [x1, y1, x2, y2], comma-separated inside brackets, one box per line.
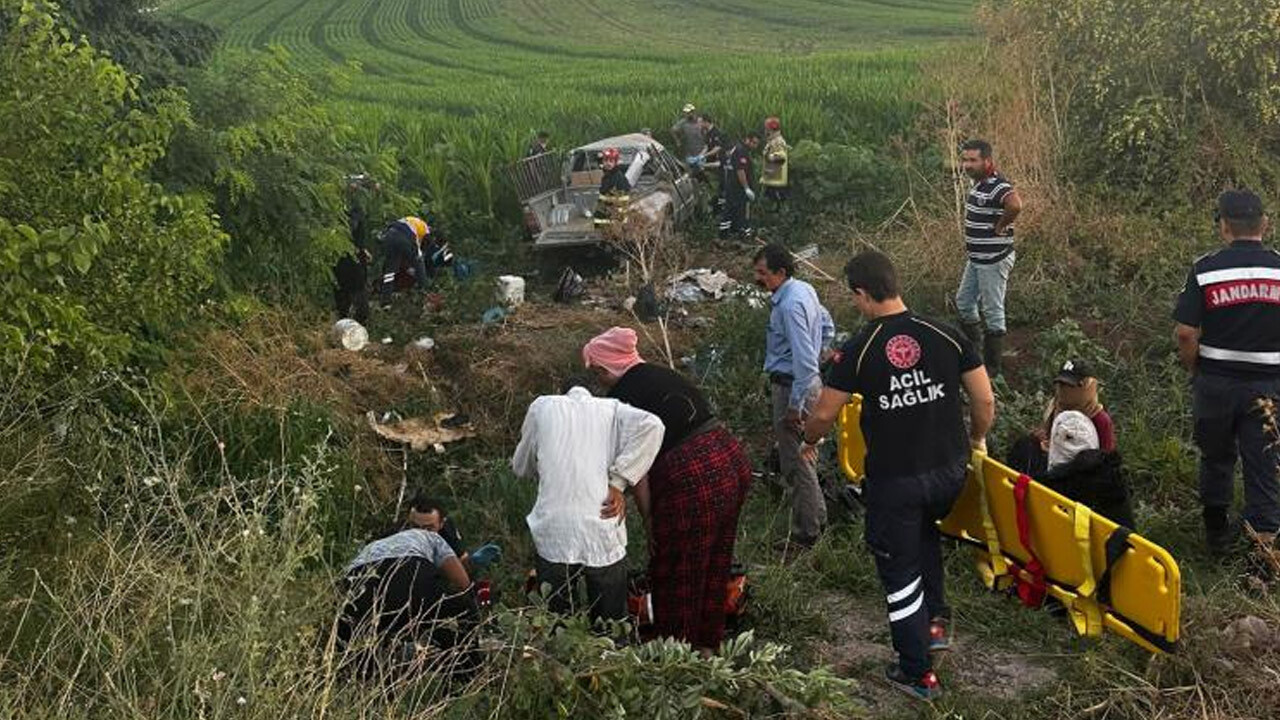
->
[789, 139, 903, 222]
[159, 48, 354, 302]
[1005, 0, 1280, 198]
[0, 0, 226, 388]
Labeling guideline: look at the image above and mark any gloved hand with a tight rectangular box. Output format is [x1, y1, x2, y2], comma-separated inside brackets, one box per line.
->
[745, 188, 756, 202]
[468, 542, 502, 569]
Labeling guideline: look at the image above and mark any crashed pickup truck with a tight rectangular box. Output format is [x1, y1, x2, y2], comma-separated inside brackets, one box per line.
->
[509, 133, 697, 248]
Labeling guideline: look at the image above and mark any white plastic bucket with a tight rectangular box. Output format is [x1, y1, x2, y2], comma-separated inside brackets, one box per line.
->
[332, 319, 369, 351]
[496, 275, 526, 307]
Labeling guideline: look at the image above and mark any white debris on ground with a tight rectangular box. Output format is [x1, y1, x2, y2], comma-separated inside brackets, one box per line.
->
[366, 411, 476, 453]
[665, 268, 768, 308]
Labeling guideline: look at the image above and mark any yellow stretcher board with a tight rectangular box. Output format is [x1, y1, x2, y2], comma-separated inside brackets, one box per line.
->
[838, 397, 1181, 654]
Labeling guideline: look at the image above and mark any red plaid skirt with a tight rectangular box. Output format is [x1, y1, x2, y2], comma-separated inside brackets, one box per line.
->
[647, 426, 751, 649]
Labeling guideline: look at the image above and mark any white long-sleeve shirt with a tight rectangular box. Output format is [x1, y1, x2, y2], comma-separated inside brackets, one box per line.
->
[511, 387, 664, 567]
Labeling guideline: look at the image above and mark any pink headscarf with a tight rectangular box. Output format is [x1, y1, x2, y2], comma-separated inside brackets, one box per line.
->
[582, 327, 644, 378]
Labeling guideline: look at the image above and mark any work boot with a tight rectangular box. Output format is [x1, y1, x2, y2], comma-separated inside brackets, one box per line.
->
[983, 331, 1005, 378]
[960, 321, 983, 347]
[1204, 506, 1234, 558]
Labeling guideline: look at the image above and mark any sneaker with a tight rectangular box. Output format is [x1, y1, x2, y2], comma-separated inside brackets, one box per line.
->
[928, 618, 951, 652]
[885, 664, 943, 702]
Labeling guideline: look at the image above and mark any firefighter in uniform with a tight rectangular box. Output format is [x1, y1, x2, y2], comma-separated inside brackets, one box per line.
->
[719, 130, 761, 240]
[1174, 190, 1280, 558]
[800, 250, 995, 701]
[761, 117, 791, 212]
[593, 147, 631, 228]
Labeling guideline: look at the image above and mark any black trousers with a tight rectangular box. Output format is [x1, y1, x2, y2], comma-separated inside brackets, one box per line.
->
[336, 557, 478, 675]
[864, 459, 967, 678]
[718, 192, 751, 239]
[534, 555, 628, 627]
[1193, 372, 1280, 534]
[333, 254, 369, 323]
[378, 229, 427, 305]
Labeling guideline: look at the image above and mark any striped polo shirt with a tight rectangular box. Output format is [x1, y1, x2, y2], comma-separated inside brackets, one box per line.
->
[1174, 240, 1280, 378]
[964, 174, 1014, 264]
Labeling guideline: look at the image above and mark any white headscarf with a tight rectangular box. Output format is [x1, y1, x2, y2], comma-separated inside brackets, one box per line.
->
[1048, 410, 1099, 471]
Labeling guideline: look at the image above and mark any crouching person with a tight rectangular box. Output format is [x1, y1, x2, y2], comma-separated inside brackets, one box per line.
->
[336, 524, 479, 679]
[512, 380, 664, 632]
[1043, 411, 1137, 529]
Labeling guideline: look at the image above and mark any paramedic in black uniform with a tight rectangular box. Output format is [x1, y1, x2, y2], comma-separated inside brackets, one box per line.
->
[799, 249, 995, 701]
[1174, 190, 1280, 557]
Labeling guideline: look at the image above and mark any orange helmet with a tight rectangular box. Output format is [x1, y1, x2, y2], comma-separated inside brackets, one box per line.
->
[764, 116, 781, 132]
[600, 147, 621, 163]
[403, 216, 430, 241]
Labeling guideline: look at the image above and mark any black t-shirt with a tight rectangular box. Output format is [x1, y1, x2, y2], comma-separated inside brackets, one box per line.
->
[826, 311, 982, 479]
[723, 143, 753, 194]
[437, 517, 465, 557]
[1173, 240, 1280, 378]
[705, 126, 724, 157]
[609, 363, 715, 456]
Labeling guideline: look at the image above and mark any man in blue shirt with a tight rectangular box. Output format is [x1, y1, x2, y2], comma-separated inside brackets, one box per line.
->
[754, 243, 835, 550]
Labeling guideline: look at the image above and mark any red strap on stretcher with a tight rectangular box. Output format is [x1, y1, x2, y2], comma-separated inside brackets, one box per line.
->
[1013, 474, 1048, 608]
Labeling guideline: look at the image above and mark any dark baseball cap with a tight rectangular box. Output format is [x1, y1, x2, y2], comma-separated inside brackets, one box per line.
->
[1216, 190, 1264, 222]
[1053, 359, 1096, 386]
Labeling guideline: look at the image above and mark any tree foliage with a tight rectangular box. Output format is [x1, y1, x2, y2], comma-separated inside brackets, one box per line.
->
[1002, 0, 1280, 196]
[59, 0, 219, 87]
[159, 48, 354, 301]
[0, 0, 226, 386]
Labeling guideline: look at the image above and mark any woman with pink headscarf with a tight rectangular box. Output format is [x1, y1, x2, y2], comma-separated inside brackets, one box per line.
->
[582, 327, 752, 654]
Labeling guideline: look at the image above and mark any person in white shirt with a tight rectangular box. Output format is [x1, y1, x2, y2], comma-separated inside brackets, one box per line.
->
[512, 382, 664, 626]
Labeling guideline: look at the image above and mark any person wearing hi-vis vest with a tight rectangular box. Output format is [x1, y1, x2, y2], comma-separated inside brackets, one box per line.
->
[799, 250, 995, 702]
[378, 216, 431, 309]
[1174, 189, 1280, 560]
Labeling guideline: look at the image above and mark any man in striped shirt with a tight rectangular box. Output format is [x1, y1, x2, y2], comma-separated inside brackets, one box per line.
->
[956, 139, 1023, 377]
[1174, 190, 1280, 556]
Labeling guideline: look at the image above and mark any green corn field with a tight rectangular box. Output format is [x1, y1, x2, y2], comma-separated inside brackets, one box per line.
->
[162, 0, 977, 228]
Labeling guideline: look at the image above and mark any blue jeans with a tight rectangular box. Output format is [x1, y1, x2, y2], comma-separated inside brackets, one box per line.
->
[955, 252, 1015, 333]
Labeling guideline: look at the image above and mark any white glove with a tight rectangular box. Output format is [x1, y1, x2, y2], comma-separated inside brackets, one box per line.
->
[745, 188, 756, 202]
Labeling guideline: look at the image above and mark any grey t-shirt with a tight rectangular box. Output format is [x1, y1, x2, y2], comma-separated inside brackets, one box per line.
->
[345, 529, 456, 574]
[672, 118, 705, 156]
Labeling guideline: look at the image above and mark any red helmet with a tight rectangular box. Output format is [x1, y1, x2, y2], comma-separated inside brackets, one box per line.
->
[600, 147, 621, 162]
[764, 116, 781, 132]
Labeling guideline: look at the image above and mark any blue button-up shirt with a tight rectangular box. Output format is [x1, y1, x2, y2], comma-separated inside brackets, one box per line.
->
[764, 277, 835, 411]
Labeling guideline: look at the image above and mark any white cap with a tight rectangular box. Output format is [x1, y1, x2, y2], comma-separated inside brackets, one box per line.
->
[682, 103, 696, 114]
[1048, 411, 1099, 471]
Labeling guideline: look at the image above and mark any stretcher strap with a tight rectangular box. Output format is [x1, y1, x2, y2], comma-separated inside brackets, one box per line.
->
[1096, 527, 1134, 607]
[972, 452, 1009, 587]
[1013, 474, 1047, 607]
[1064, 503, 1103, 636]
[1073, 504, 1097, 599]
[1108, 609, 1178, 654]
